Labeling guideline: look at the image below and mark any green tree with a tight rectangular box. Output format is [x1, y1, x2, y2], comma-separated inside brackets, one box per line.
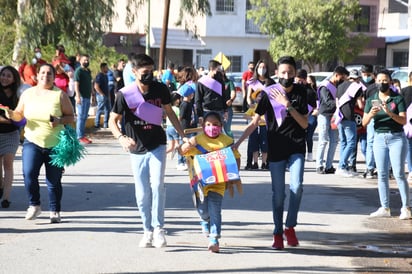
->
[248, 0, 369, 71]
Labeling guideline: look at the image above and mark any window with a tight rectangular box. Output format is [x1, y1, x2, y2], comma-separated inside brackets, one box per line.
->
[393, 51, 409, 67]
[227, 56, 241, 72]
[216, 0, 234, 13]
[355, 5, 371, 32]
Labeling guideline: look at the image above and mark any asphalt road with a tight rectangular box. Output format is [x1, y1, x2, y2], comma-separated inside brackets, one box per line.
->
[0, 113, 411, 274]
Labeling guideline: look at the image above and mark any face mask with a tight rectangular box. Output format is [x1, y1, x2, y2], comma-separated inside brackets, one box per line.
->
[35, 52, 42, 59]
[257, 68, 266, 76]
[204, 125, 221, 138]
[32, 58, 37, 65]
[362, 76, 372, 83]
[377, 83, 389, 92]
[82, 62, 89, 68]
[140, 72, 153, 85]
[279, 77, 294, 88]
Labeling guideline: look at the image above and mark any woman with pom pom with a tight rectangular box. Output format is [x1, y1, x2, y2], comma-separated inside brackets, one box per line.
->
[4, 64, 74, 223]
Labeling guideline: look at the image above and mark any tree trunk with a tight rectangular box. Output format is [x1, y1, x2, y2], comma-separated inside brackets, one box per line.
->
[12, 0, 28, 66]
[158, 0, 170, 71]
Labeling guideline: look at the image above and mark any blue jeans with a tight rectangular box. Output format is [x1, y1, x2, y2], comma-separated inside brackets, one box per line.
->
[224, 107, 233, 138]
[95, 94, 110, 128]
[130, 145, 167, 231]
[196, 191, 223, 240]
[306, 114, 318, 153]
[22, 140, 64, 211]
[365, 120, 376, 170]
[338, 120, 357, 169]
[349, 132, 367, 168]
[407, 137, 412, 172]
[316, 114, 338, 169]
[268, 153, 304, 235]
[76, 97, 91, 138]
[373, 132, 410, 208]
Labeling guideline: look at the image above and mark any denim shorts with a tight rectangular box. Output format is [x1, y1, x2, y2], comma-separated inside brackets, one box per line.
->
[166, 126, 179, 141]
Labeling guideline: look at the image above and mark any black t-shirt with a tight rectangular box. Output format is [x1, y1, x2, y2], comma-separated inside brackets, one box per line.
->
[255, 84, 308, 162]
[304, 84, 317, 109]
[113, 69, 124, 91]
[112, 81, 170, 154]
[179, 100, 196, 129]
[0, 90, 19, 133]
[401, 86, 412, 107]
[336, 81, 363, 121]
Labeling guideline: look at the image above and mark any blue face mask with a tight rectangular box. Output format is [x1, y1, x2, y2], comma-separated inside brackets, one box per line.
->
[362, 75, 372, 83]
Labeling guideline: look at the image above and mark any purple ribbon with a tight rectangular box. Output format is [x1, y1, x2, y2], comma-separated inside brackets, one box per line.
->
[263, 83, 287, 127]
[247, 79, 265, 91]
[404, 103, 412, 138]
[120, 84, 163, 126]
[198, 76, 222, 96]
[317, 80, 337, 109]
[333, 82, 363, 126]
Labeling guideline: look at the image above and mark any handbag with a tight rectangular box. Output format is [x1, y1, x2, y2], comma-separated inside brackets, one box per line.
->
[49, 125, 86, 168]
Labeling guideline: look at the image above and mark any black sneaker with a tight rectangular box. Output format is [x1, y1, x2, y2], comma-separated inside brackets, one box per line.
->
[324, 167, 336, 174]
[1, 200, 10, 208]
[251, 163, 259, 170]
[316, 167, 325, 174]
[261, 163, 269, 170]
[363, 169, 375, 179]
[244, 164, 252, 170]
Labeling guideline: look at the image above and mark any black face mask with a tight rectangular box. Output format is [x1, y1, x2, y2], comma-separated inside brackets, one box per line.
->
[213, 71, 223, 82]
[377, 83, 390, 92]
[140, 72, 153, 85]
[82, 62, 89, 68]
[279, 77, 294, 88]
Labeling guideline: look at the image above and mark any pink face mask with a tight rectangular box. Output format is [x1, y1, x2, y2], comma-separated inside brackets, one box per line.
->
[204, 125, 221, 138]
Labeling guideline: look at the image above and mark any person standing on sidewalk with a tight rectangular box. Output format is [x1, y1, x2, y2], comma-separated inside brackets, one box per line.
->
[75, 54, 93, 144]
[315, 66, 349, 174]
[233, 56, 308, 250]
[400, 71, 412, 182]
[5, 64, 74, 223]
[109, 53, 187, 248]
[362, 69, 411, 220]
[94, 62, 110, 129]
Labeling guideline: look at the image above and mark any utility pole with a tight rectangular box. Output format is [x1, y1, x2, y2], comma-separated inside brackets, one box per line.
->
[158, 0, 170, 72]
[145, 0, 150, 55]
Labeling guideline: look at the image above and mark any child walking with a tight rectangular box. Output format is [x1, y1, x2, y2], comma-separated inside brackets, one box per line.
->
[179, 111, 241, 253]
[165, 92, 182, 166]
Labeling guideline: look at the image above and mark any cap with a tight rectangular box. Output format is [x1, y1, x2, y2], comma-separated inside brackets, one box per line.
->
[349, 69, 361, 79]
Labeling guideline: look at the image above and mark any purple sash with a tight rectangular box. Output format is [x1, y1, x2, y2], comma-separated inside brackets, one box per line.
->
[317, 80, 337, 109]
[198, 76, 222, 96]
[307, 104, 314, 113]
[247, 79, 265, 91]
[120, 84, 163, 126]
[332, 82, 363, 126]
[263, 83, 287, 127]
[404, 103, 412, 138]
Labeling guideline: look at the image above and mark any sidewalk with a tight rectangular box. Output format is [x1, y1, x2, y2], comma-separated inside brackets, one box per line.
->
[0, 113, 411, 274]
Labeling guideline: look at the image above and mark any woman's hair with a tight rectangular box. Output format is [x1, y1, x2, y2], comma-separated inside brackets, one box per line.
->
[392, 78, 401, 89]
[176, 66, 198, 84]
[204, 111, 222, 125]
[308, 75, 317, 90]
[252, 59, 271, 85]
[0, 66, 21, 106]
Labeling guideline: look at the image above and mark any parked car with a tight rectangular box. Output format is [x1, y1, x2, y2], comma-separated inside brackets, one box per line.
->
[391, 68, 409, 90]
[308, 72, 333, 86]
[226, 72, 243, 111]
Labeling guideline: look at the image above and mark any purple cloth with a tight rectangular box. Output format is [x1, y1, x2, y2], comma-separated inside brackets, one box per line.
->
[333, 82, 363, 126]
[198, 76, 222, 96]
[120, 83, 163, 126]
[316, 80, 337, 109]
[12, 117, 26, 127]
[247, 79, 265, 91]
[404, 104, 412, 138]
[263, 83, 287, 127]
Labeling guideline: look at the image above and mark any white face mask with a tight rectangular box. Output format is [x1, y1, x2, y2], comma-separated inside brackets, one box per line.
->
[32, 58, 38, 65]
[257, 68, 266, 76]
[35, 52, 42, 59]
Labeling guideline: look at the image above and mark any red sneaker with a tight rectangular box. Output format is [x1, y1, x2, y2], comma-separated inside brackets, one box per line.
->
[284, 227, 299, 246]
[272, 234, 284, 250]
[79, 137, 92, 144]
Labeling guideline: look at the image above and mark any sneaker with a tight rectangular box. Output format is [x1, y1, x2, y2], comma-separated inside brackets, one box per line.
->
[176, 163, 188, 171]
[363, 169, 375, 179]
[251, 163, 258, 170]
[50, 211, 61, 223]
[284, 227, 299, 246]
[399, 207, 412, 220]
[79, 137, 92, 144]
[316, 167, 325, 174]
[272, 234, 284, 250]
[208, 238, 220, 253]
[336, 168, 355, 177]
[1, 200, 10, 208]
[152, 227, 167, 248]
[324, 167, 336, 174]
[139, 231, 153, 248]
[244, 163, 252, 170]
[306, 152, 313, 162]
[25, 205, 42, 220]
[200, 221, 210, 237]
[370, 207, 391, 217]
[261, 163, 269, 170]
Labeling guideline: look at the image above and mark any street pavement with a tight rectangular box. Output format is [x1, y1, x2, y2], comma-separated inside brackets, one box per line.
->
[0, 113, 411, 274]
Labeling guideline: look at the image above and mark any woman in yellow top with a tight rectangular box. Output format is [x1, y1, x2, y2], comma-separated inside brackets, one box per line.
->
[180, 111, 241, 253]
[6, 64, 74, 223]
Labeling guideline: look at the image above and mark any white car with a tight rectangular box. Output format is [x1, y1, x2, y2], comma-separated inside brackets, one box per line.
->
[308, 72, 333, 86]
[391, 69, 409, 90]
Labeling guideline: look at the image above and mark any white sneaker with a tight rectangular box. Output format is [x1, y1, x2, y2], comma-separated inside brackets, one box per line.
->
[50, 212, 61, 223]
[370, 207, 391, 217]
[139, 231, 153, 248]
[306, 153, 313, 162]
[399, 207, 412, 220]
[152, 227, 167, 248]
[176, 163, 188, 171]
[25, 205, 42, 220]
[336, 168, 354, 177]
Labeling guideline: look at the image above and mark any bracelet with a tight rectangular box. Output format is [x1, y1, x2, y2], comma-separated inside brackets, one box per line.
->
[287, 106, 294, 112]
